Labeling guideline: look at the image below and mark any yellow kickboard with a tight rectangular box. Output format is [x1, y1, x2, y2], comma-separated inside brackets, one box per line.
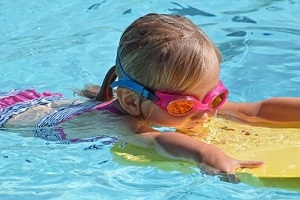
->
[235, 146, 300, 191]
[235, 146, 300, 178]
[111, 117, 300, 191]
[197, 118, 300, 191]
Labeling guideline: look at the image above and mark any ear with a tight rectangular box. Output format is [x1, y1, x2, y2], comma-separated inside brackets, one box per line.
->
[116, 88, 141, 116]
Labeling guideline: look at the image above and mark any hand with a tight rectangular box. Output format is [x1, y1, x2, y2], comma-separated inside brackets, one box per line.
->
[198, 159, 264, 183]
[198, 145, 264, 182]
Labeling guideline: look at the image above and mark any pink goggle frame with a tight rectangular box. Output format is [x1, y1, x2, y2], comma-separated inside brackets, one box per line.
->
[154, 81, 228, 115]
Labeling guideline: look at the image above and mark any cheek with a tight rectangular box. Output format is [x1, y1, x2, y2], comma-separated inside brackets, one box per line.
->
[141, 101, 156, 118]
[148, 106, 190, 126]
[141, 101, 194, 127]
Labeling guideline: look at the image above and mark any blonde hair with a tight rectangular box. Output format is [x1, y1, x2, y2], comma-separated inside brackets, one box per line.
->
[80, 13, 222, 101]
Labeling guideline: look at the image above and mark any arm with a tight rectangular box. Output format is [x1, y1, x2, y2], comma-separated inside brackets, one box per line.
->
[144, 131, 263, 174]
[119, 116, 263, 174]
[64, 109, 262, 174]
[218, 98, 300, 128]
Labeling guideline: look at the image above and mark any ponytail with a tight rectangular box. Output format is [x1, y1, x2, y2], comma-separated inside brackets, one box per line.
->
[94, 66, 117, 101]
[76, 66, 117, 101]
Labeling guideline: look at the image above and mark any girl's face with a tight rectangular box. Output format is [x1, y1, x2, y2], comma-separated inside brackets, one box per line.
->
[141, 66, 220, 131]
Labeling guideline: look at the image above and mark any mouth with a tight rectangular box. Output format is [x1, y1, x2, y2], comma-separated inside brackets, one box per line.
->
[175, 120, 206, 132]
[194, 121, 204, 125]
[182, 123, 203, 130]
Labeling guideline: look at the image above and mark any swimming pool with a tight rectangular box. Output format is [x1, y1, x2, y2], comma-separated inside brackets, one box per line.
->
[1, 0, 300, 199]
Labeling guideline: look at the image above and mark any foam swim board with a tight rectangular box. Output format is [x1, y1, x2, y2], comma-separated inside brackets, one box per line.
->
[111, 117, 300, 191]
[203, 118, 300, 191]
[235, 147, 300, 191]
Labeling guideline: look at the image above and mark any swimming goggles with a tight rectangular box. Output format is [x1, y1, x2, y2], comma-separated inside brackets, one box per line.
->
[110, 52, 229, 115]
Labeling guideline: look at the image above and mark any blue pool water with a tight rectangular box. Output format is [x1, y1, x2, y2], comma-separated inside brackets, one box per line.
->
[1, 0, 300, 199]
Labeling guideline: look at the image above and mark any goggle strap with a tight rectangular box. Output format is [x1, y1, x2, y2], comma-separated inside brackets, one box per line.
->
[116, 50, 131, 80]
[110, 80, 158, 102]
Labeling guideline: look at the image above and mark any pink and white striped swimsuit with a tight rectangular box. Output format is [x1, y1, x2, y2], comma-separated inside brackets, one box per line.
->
[0, 89, 120, 143]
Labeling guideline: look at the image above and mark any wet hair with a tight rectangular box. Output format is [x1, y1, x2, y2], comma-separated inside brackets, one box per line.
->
[79, 13, 222, 101]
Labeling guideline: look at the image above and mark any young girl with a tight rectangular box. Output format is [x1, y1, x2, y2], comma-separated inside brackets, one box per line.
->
[1, 13, 300, 175]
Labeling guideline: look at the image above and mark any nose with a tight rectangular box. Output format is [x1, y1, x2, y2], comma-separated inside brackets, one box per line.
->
[191, 109, 217, 121]
[207, 109, 217, 119]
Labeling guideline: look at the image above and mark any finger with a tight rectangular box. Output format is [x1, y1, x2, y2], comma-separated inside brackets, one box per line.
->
[218, 173, 240, 184]
[239, 160, 264, 168]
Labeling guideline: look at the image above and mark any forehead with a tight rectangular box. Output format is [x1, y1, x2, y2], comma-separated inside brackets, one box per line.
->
[187, 66, 220, 98]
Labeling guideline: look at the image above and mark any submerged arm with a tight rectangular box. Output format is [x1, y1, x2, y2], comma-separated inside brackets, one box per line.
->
[218, 97, 300, 127]
[119, 116, 263, 174]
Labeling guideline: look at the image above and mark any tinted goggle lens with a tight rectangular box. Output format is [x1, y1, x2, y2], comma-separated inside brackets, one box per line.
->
[210, 92, 227, 109]
[166, 92, 227, 115]
[167, 99, 194, 114]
